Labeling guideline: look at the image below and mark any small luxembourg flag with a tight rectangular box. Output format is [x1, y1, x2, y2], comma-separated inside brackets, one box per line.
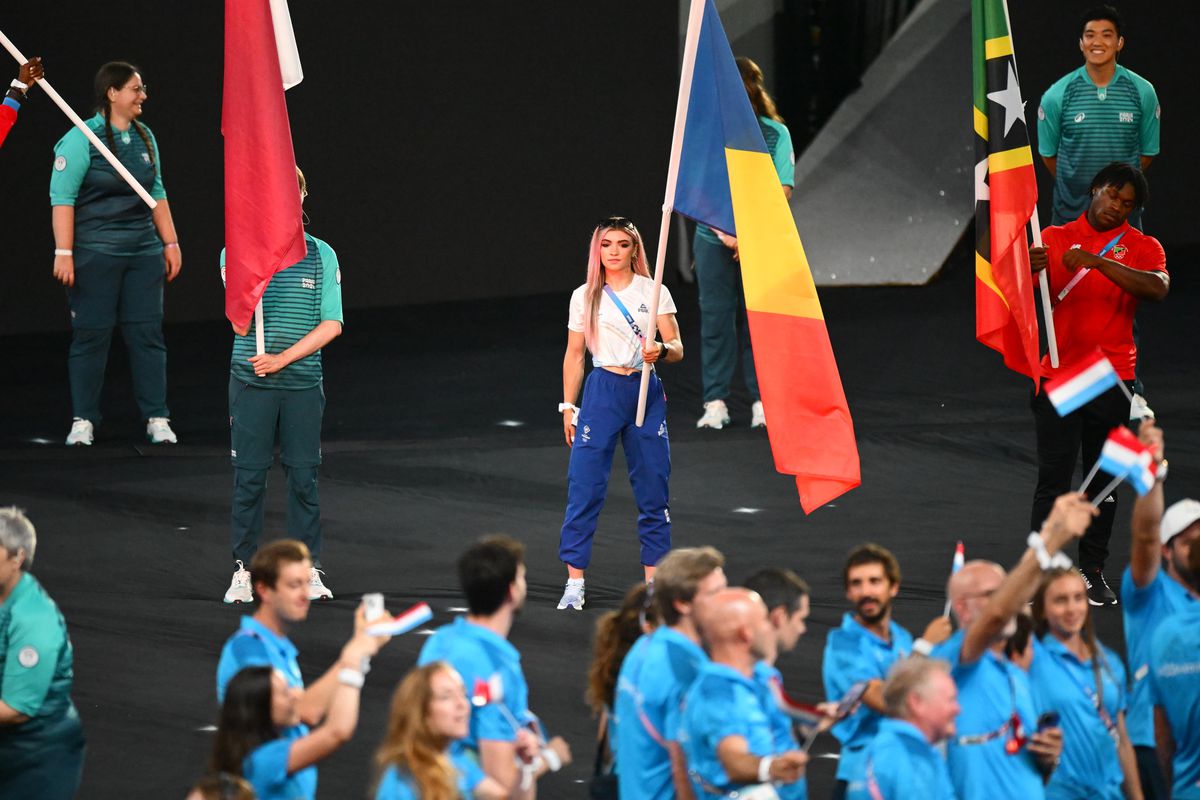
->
[1098, 427, 1157, 496]
[365, 601, 433, 637]
[951, 541, 965, 574]
[471, 674, 505, 707]
[1043, 350, 1120, 416]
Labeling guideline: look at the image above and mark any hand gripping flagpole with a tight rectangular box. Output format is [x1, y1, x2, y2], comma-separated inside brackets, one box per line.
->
[0, 28, 157, 210]
[636, 0, 706, 427]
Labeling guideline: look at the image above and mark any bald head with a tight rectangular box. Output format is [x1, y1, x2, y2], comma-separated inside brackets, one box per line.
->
[699, 588, 776, 664]
[947, 560, 1005, 628]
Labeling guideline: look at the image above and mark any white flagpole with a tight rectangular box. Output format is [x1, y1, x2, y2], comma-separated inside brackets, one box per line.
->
[255, 300, 266, 356]
[636, 0, 706, 427]
[1078, 456, 1104, 494]
[1090, 471, 1126, 508]
[0, 28, 157, 210]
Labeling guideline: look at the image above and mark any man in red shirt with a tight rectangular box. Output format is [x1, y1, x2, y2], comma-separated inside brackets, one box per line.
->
[1029, 162, 1168, 606]
[0, 58, 43, 149]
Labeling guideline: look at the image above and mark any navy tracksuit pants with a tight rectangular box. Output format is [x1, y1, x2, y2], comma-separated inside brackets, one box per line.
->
[559, 368, 671, 569]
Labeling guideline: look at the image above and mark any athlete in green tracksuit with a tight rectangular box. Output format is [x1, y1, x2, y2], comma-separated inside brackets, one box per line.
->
[49, 62, 182, 447]
[220, 168, 344, 605]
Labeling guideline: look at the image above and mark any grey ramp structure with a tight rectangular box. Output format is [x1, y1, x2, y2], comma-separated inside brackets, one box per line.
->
[793, 0, 974, 286]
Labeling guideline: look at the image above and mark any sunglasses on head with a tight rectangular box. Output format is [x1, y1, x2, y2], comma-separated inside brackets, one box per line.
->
[596, 216, 637, 234]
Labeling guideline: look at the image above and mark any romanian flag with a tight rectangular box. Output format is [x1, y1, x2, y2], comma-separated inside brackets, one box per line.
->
[222, 0, 306, 332]
[972, 0, 1040, 384]
[672, 0, 860, 512]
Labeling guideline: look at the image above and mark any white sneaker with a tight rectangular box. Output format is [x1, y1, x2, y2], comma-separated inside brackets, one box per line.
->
[65, 418, 94, 446]
[308, 567, 333, 601]
[224, 560, 252, 604]
[557, 578, 585, 610]
[146, 417, 178, 444]
[1130, 393, 1154, 421]
[750, 400, 766, 429]
[696, 399, 731, 430]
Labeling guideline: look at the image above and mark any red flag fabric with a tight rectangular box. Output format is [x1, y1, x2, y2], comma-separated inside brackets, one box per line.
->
[222, 0, 306, 331]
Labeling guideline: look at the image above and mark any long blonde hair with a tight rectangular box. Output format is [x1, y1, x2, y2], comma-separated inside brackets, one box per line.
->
[374, 663, 459, 800]
[582, 217, 651, 353]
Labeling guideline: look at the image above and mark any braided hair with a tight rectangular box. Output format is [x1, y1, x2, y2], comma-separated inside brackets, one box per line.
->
[93, 61, 156, 174]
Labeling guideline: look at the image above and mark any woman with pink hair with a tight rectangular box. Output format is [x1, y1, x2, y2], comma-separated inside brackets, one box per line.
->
[556, 217, 683, 611]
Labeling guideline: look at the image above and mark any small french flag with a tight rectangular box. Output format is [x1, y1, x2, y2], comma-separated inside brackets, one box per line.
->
[472, 674, 505, 707]
[365, 601, 433, 637]
[1044, 350, 1119, 416]
[1098, 427, 1157, 497]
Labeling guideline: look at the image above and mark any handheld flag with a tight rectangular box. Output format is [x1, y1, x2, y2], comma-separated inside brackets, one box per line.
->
[972, 0, 1045, 384]
[365, 602, 433, 637]
[943, 541, 965, 616]
[471, 674, 505, 708]
[670, 0, 860, 512]
[1043, 350, 1119, 416]
[223, 0, 307, 332]
[1096, 427, 1157, 497]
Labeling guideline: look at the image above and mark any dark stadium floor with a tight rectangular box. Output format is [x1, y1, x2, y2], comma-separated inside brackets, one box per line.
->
[1, 238, 1197, 798]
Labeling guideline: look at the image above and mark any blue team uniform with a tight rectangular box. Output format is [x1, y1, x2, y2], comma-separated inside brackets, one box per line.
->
[850, 718, 955, 800]
[822, 613, 913, 791]
[1028, 636, 1127, 799]
[932, 630, 1044, 800]
[615, 626, 707, 800]
[417, 617, 531, 752]
[1148, 605, 1200, 799]
[216, 616, 314, 796]
[375, 750, 486, 799]
[1120, 567, 1194, 749]
[682, 661, 798, 799]
[752, 661, 807, 800]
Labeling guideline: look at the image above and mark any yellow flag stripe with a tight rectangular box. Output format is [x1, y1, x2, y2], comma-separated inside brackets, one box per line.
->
[724, 148, 825, 321]
[988, 146, 1033, 173]
[974, 106, 988, 140]
[985, 35, 1013, 60]
[975, 251, 1009, 308]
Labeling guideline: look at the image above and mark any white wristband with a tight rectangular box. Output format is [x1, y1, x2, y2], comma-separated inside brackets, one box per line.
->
[10, 78, 28, 91]
[758, 755, 774, 783]
[913, 638, 933, 656]
[55, 249, 73, 257]
[558, 402, 577, 413]
[1027, 532, 1072, 570]
[540, 746, 562, 772]
[337, 668, 365, 688]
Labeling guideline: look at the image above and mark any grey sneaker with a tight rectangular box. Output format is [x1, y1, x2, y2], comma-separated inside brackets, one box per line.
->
[557, 578, 585, 610]
[308, 567, 333, 601]
[223, 560, 252, 604]
[750, 400, 766, 429]
[146, 417, 178, 444]
[66, 418, 94, 446]
[696, 399, 731, 430]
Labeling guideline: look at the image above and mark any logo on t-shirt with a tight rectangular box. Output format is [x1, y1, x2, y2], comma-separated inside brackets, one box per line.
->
[1074, 112, 1086, 123]
[1112, 245, 1128, 260]
[1037, 105, 1045, 120]
[17, 646, 38, 668]
[54, 155, 67, 171]
[301, 278, 316, 290]
[1119, 112, 1134, 123]
[638, 304, 649, 313]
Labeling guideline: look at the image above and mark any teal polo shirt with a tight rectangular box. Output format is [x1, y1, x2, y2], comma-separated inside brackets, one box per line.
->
[932, 630, 1044, 800]
[1121, 567, 1194, 747]
[752, 661, 807, 800]
[681, 660, 781, 799]
[1027, 635, 1126, 800]
[49, 113, 168, 256]
[216, 615, 305, 702]
[1037, 64, 1159, 223]
[375, 750, 486, 799]
[221, 233, 344, 391]
[697, 114, 795, 243]
[244, 725, 317, 800]
[0, 573, 84, 766]
[1148, 605, 1200, 799]
[822, 613, 913, 785]
[417, 616, 531, 751]
[615, 626, 707, 800]
[850, 718, 955, 800]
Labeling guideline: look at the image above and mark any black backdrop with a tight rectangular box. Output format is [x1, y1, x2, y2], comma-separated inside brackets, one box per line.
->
[0, 2, 678, 335]
[0, 1, 1193, 336]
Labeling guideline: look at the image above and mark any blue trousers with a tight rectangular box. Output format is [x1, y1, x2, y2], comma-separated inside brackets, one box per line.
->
[694, 232, 758, 402]
[559, 369, 671, 569]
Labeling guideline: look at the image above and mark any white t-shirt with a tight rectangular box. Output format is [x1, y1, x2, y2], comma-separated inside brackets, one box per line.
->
[568, 274, 677, 369]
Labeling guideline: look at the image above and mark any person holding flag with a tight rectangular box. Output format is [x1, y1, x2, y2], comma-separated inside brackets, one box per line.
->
[692, 56, 794, 431]
[1028, 162, 1168, 606]
[557, 216, 683, 611]
[50, 61, 182, 447]
[0, 58, 43, 149]
[221, 167, 343, 605]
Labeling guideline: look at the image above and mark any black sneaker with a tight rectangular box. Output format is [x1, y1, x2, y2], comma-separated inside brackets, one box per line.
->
[1080, 568, 1118, 606]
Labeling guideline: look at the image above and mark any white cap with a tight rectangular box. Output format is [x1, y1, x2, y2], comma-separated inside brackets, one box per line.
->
[1160, 499, 1200, 545]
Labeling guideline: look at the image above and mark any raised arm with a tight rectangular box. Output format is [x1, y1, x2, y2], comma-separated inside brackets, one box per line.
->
[1130, 420, 1165, 588]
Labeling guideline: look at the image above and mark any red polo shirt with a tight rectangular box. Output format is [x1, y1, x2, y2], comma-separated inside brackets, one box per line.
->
[1041, 214, 1166, 380]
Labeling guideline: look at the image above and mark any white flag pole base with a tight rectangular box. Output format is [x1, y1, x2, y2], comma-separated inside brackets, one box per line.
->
[0, 28, 157, 210]
[255, 300, 266, 356]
